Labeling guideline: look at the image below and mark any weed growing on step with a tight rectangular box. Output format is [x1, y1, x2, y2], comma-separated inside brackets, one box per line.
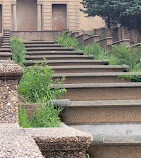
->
[18, 62, 66, 128]
[19, 102, 62, 128]
[109, 44, 141, 69]
[18, 63, 66, 103]
[84, 43, 109, 60]
[58, 32, 141, 73]
[10, 38, 25, 63]
[57, 32, 83, 50]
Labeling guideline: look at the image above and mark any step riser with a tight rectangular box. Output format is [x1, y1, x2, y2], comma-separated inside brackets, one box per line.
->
[88, 145, 141, 158]
[62, 87, 141, 101]
[53, 68, 126, 73]
[53, 76, 131, 84]
[61, 106, 141, 124]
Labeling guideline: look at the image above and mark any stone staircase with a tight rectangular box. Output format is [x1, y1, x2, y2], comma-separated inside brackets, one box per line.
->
[24, 40, 141, 158]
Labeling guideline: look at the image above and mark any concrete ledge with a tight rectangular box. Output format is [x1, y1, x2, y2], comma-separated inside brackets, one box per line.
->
[71, 123, 141, 145]
[53, 82, 141, 89]
[54, 72, 141, 77]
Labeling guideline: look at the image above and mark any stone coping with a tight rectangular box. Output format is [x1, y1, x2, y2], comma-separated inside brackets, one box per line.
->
[71, 123, 141, 145]
[25, 126, 92, 151]
[54, 72, 141, 77]
[76, 33, 89, 38]
[84, 35, 100, 41]
[96, 37, 113, 42]
[53, 82, 141, 89]
[0, 60, 23, 80]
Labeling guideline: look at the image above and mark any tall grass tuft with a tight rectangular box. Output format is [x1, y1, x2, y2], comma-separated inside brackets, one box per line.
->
[10, 38, 25, 63]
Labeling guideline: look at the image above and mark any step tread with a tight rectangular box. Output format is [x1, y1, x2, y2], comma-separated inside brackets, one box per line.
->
[26, 47, 74, 50]
[24, 59, 108, 63]
[51, 65, 127, 69]
[53, 82, 141, 88]
[70, 99, 141, 107]
[25, 44, 63, 47]
[25, 51, 84, 55]
[25, 55, 93, 58]
[24, 41, 57, 44]
[54, 72, 141, 77]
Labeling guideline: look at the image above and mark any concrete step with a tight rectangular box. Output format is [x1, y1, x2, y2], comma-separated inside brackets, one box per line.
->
[24, 59, 109, 66]
[59, 99, 141, 124]
[2, 45, 11, 47]
[25, 55, 93, 60]
[24, 41, 57, 44]
[54, 82, 141, 101]
[25, 51, 84, 56]
[54, 72, 141, 84]
[24, 44, 63, 47]
[51, 65, 128, 73]
[71, 123, 141, 158]
[26, 47, 74, 51]
[0, 48, 11, 52]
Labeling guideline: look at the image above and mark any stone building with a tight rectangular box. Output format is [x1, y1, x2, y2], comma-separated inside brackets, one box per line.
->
[0, 0, 105, 33]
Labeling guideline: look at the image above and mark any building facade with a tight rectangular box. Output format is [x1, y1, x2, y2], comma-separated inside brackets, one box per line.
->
[0, 0, 105, 33]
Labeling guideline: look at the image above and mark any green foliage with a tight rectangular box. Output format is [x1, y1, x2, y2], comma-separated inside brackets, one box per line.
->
[84, 43, 109, 60]
[57, 32, 83, 50]
[19, 103, 61, 128]
[109, 44, 141, 69]
[29, 102, 61, 127]
[119, 74, 141, 82]
[58, 32, 141, 72]
[18, 62, 66, 103]
[81, 0, 141, 32]
[18, 106, 31, 128]
[10, 38, 25, 63]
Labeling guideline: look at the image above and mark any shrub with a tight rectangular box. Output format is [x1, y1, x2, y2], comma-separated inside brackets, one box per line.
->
[10, 38, 25, 63]
[57, 32, 83, 50]
[109, 44, 141, 69]
[18, 63, 66, 103]
[84, 43, 109, 60]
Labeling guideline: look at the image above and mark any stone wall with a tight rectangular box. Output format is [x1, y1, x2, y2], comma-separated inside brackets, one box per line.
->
[10, 31, 61, 41]
[0, 0, 105, 32]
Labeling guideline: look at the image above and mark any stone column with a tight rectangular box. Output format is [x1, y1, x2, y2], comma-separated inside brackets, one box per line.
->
[37, 4, 42, 31]
[12, 4, 17, 31]
[0, 60, 23, 123]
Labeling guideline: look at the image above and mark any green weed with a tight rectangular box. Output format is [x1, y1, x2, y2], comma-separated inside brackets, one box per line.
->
[10, 38, 25, 63]
[18, 63, 66, 103]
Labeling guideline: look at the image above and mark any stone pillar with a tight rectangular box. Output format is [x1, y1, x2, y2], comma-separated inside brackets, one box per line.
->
[0, 60, 23, 123]
[37, 4, 42, 31]
[12, 4, 17, 31]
